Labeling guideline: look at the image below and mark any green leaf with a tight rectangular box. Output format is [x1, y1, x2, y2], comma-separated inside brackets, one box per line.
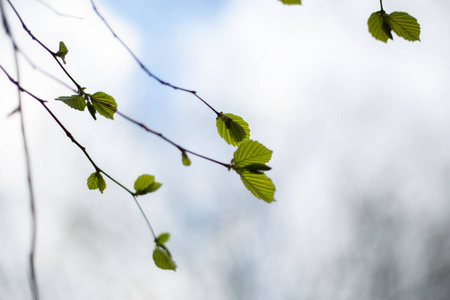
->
[242, 163, 272, 174]
[55, 41, 68, 64]
[216, 112, 250, 146]
[87, 171, 106, 193]
[156, 233, 170, 246]
[232, 141, 275, 202]
[55, 95, 86, 111]
[382, 15, 394, 40]
[368, 11, 391, 43]
[388, 12, 421, 42]
[90, 92, 117, 120]
[233, 140, 273, 169]
[153, 246, 177, 271]
[368, 11, 420, 42]
[239, 172, 276, 203]
[134, 174, 162, 196]
[87, 102, 97, 120]
[181, 151, 191, 166]
[278, 0, 301, 4]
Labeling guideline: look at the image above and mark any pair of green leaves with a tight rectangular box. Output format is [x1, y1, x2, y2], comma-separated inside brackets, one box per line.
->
[134, 174, 162, 196]
[153, 233, 177, 271]
[217, 113, 275, 203]
[368, 11, 420, 43]
[87, 173, 161, 196]
[56, 91, 117, 120]
[54, 42, 117, 120]
[87, 171, 107, 193]
[232, 141, 275, 203]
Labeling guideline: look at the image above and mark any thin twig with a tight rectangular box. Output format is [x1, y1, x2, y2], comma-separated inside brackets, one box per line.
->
[16, 56, 40, 300]
[1, 0, 10, 34]
[18, 48, 76, 92]
[6, 0, 82, 90]
[6, 0, 229, 169]
[35, 0, 83, 20]
[116, 110, 231, 168]
[1, 2, 40, 299]
[90, 0, 221, 116]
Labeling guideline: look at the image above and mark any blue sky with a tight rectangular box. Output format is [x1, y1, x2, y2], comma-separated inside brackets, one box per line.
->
[1, 0, 450, 299]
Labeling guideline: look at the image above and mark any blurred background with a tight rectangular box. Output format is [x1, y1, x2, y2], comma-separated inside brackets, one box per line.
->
[1, 0, 450, 299]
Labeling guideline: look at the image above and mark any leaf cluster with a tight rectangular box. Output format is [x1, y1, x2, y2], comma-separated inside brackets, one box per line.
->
[216, 113, 276, 203]
[231, 141, 275, 203]
[134, 174, 162, 196]
[56, 90, 117, 120]
[87, 171, 106, 193]
[6, 0, 424, 278]
[50, 6, 278, 272]
[153, 233, 177, 271]
[368, 11, 420, 43]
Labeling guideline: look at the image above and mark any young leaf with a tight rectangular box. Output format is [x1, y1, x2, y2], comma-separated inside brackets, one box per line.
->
[181, 151, 191, 166]
[90, 92, 117, 120]
[232, 141, 275, 202]
[242, 163, 272, 174]
[87, 102, 97, 120]
[233, 140, 273, 169]
[134, 174, 162, 196]
[55, 41, 68, 64]
[156, 233, 170, 246]
[368, 11, 391, 43]
[87, 171, 106, 193]
[216, 112, 250, 146]
[153, 246, 177, 271]
[278, 0, 301, 4]
[382, 14, 393, 40]
[55, 95, 86, 111]
[239, 172, 276, 203]
[388, 12, 421, 42]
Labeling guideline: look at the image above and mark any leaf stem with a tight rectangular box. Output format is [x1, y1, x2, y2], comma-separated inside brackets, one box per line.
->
[380, 0, 384, 11]
[18, 48, 77, 92]
[99, 171, 156, 239]
[35, 0, 83, 19]
[6, 0, 82, 90]
[132, 196, 156, 239]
